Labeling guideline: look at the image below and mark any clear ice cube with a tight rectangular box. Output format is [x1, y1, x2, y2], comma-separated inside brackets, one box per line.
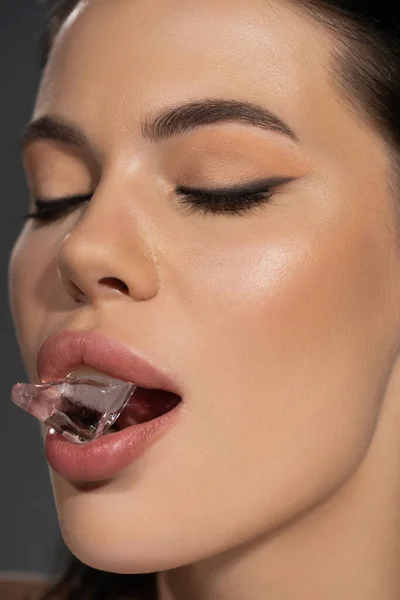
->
[11, 373, 137, 444]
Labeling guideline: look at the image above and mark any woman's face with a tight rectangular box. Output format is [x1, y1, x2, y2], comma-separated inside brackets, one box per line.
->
[8, 0, 400, 573]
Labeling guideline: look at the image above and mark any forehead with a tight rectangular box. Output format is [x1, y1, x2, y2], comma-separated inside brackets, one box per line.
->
[37, 0, 335, 124]
[35, 0, 377, 165]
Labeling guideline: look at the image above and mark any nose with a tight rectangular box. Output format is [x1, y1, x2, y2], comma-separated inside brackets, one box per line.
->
[56, 188, 160, 305]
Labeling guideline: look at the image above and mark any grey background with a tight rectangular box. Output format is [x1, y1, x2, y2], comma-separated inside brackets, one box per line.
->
[1, 0, 69, 576]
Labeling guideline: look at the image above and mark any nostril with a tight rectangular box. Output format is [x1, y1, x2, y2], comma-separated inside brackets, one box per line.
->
[99, 277, 129, 294]
[68, 280, 87, 303]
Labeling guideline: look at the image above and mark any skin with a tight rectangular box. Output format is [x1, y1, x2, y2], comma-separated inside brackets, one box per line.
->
[8, 0, 400, 598]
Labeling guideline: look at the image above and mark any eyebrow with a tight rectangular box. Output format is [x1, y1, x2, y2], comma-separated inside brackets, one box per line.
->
[142, 99, 298, 142]
[20, 98, 299, 153]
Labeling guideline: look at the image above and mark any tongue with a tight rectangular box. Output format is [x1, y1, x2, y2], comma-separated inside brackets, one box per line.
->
[115, 387, 181, 428]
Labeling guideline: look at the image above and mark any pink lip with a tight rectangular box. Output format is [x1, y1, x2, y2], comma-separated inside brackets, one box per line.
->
[37, 329, 181, 393]
[38, 329, 183, 481]
[45, 405, 182, 482]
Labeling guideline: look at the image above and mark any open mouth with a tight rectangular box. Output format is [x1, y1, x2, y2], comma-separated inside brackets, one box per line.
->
[44, 384, 184, 480]
[108, 386, 182, 433]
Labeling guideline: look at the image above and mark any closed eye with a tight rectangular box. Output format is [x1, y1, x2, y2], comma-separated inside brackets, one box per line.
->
[22, 193, 93, 223]
[21, 176, 296, 224]
[176, 176, 296, 216]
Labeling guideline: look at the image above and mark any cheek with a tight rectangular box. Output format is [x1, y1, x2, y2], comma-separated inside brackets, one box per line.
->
[8, 227, 61, 378]
[184, 211, 392, 381]
[175, 203, 397, 505]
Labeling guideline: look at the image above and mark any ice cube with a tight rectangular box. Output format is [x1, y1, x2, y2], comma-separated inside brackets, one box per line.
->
[11, 373, 136, 444]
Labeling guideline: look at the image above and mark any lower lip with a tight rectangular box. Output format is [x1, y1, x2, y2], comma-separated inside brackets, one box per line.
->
[45, 403, 182, 482]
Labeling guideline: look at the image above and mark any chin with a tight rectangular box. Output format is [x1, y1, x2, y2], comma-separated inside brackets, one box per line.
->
[50, 472, 216, 574]
[57, 510, 224, 574]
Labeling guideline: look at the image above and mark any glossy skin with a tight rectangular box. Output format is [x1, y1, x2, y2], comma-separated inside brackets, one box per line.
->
[8, 0, 400, 598]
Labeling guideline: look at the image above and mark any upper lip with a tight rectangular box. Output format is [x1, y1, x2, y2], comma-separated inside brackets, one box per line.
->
[37, 329, 182, 396]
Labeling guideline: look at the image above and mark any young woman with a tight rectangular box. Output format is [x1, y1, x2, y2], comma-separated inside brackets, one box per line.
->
[6, 0, 400, 598]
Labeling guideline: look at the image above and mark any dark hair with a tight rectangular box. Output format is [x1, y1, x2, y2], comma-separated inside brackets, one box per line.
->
[37, 1, 400, 599]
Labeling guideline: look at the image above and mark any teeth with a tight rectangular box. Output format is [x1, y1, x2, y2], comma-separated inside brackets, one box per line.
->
[67, 366, 110, 380]
[67, 367, 131, 386]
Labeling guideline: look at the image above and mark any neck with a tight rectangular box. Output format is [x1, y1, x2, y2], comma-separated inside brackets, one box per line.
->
[157, 362, 400, 600]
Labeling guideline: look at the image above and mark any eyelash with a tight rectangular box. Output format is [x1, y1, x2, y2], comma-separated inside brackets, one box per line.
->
[21, 177, 293, 223]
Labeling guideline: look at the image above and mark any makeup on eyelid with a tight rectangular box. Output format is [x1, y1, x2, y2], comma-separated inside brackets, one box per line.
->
[22, 177, 297, 222]
[23, 116, 308, 207]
